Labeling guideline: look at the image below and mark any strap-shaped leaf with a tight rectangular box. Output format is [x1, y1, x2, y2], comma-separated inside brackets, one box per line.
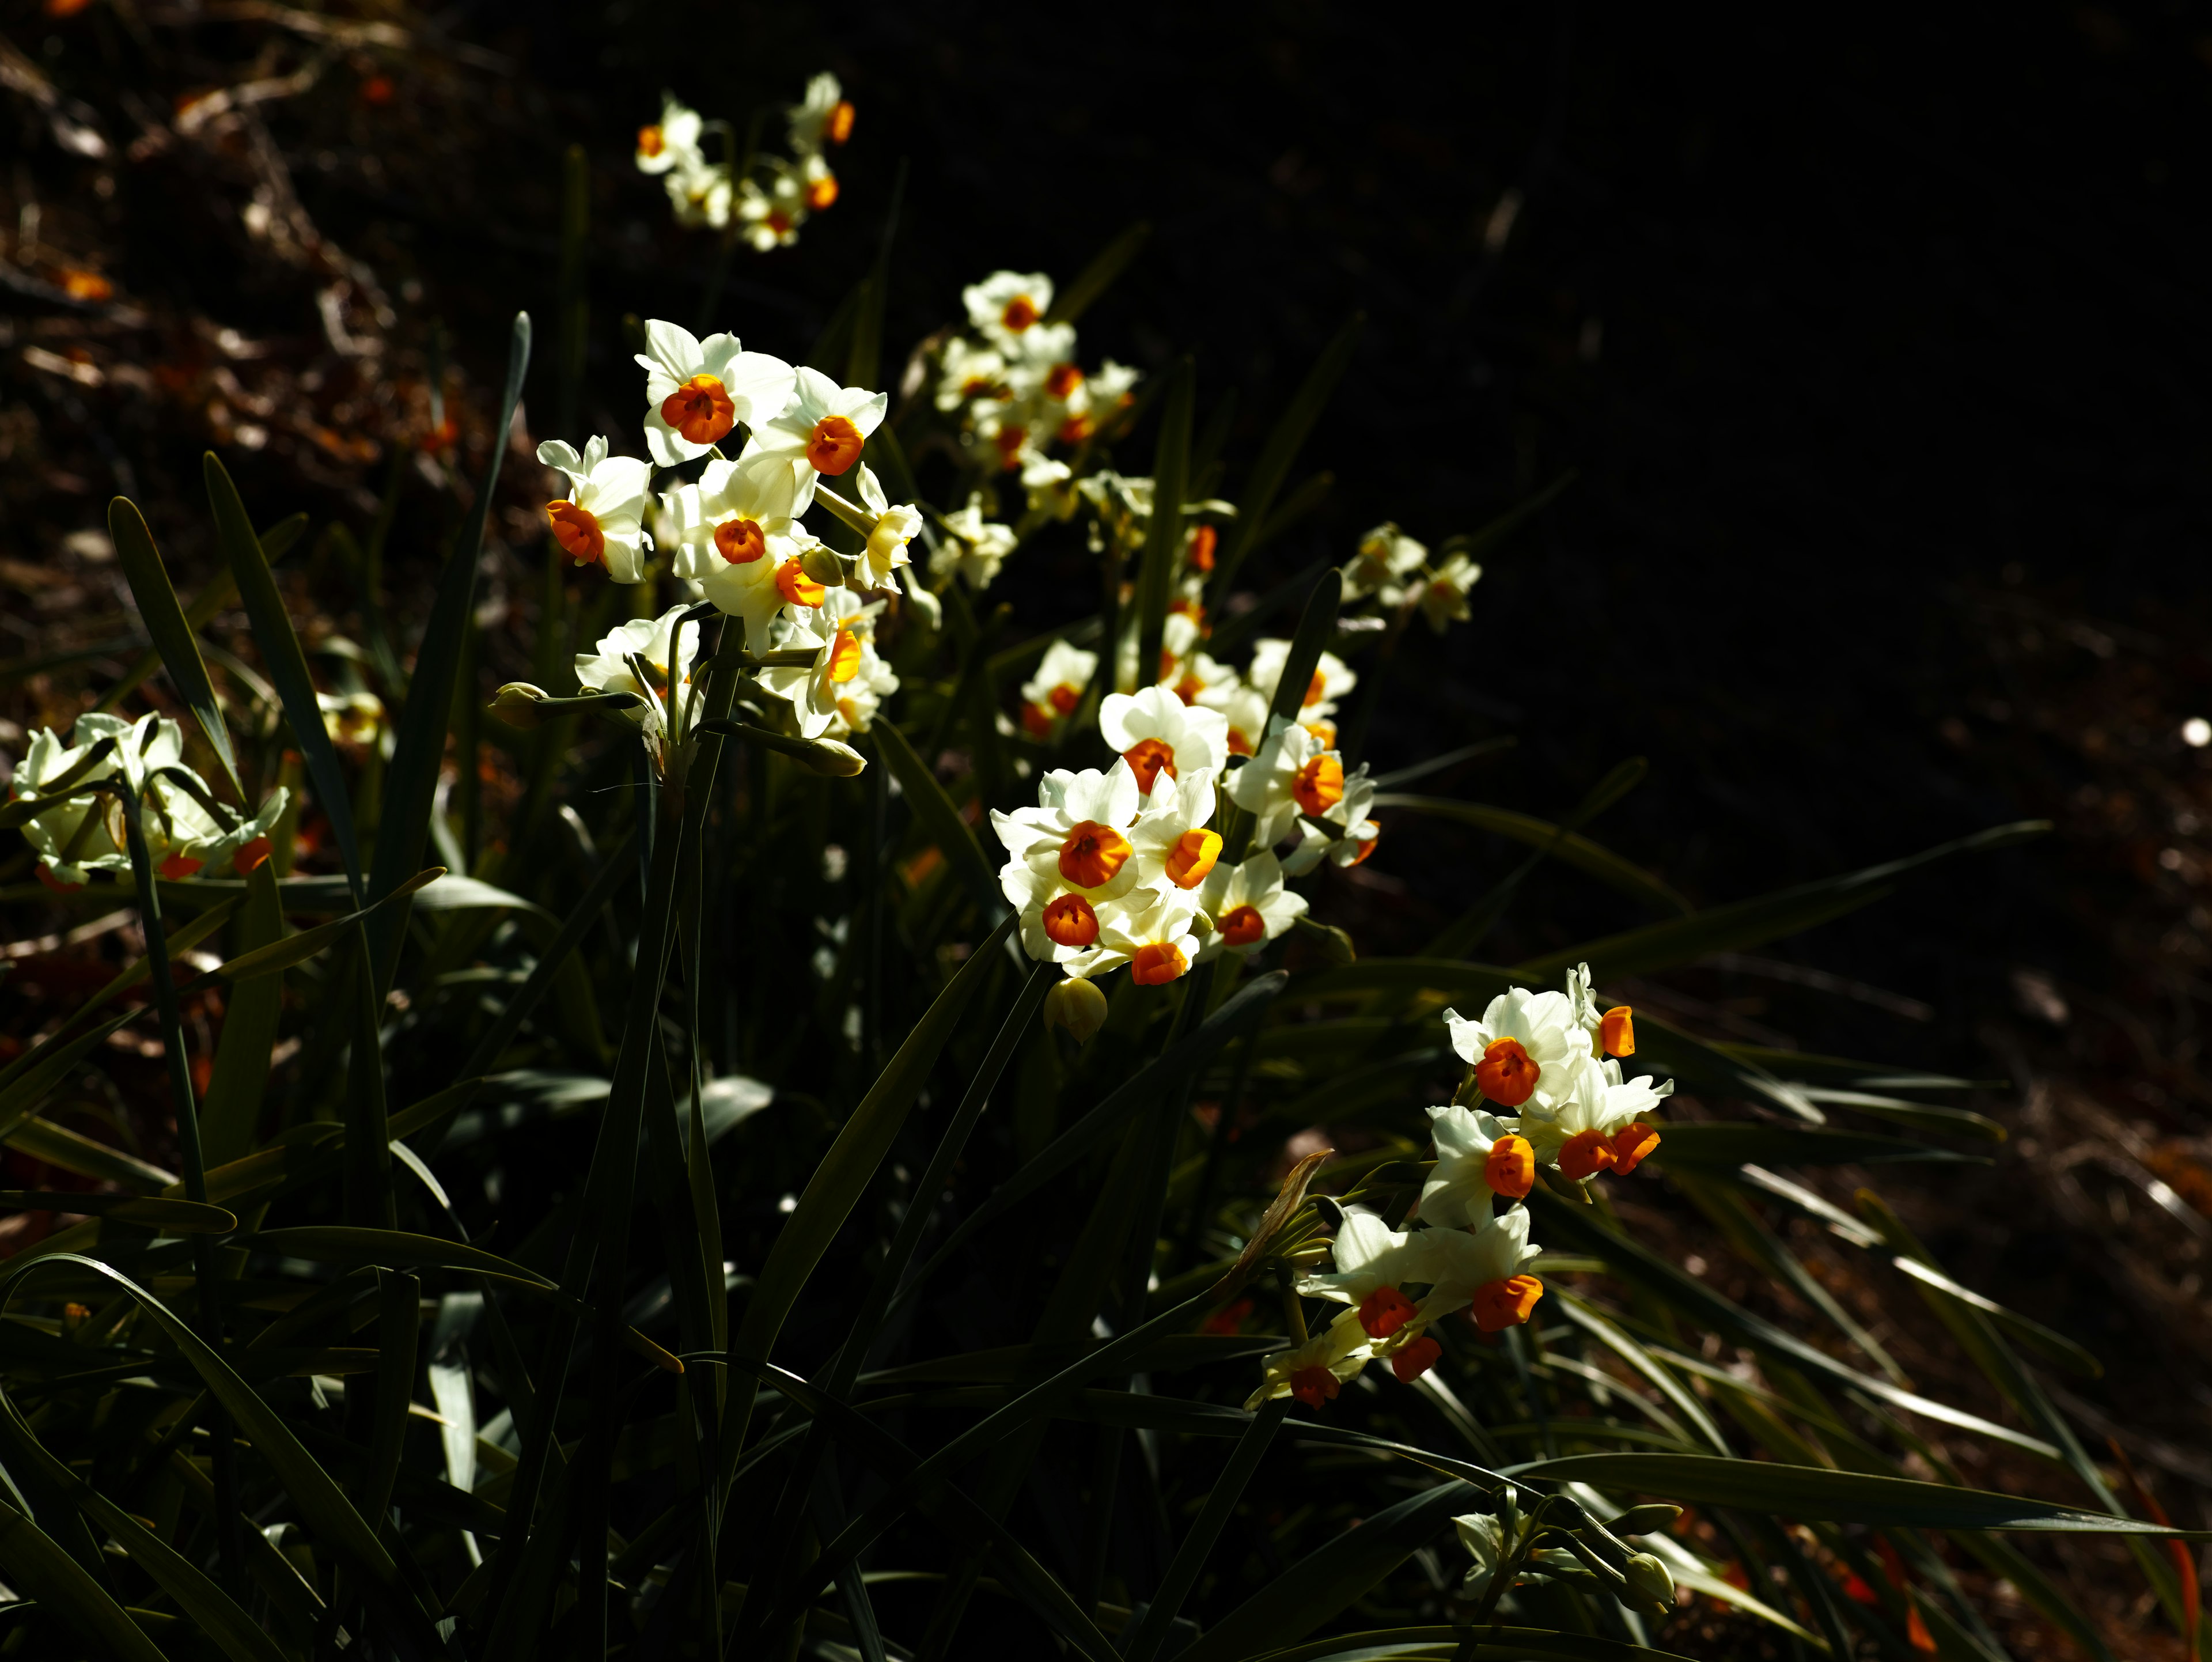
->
[1515, 1453, 2211, 1537]
[198, 857, 284, 1165]
[108, 495, 243, 796]
[365, 311, 532, 993]
[1043, 220, 1149, 326]
[96, 510, 306, 715]
[0, 1494, 168, 1662]
[0, 1192, 232, 1232]
[874, 719, 1002, 921]
[1132, 357, 1192, 689]
[1654, 1123, 1984, 1169]
[1213, 312, 1362, 593]
[1376, 795, 1691, 917]
[206, 450, 364, 896]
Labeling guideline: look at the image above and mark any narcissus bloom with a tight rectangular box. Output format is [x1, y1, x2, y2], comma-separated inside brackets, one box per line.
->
[787, 71, 853, 154]
[1130, 767, 1222, 892]
[1100, 684, 1229, 796]
[934, 494, 1018, 590]
[1194, 852, 1308, 959]
[1444, 986, 1596, 1116]
[1414, 1206, 1544, 1332]
[1342, 521, 1428, 604]
[1245, 1308, 1373, 1411]
[663, 456, 805, 649]
[991, 760, 1148, 907]
[753, 612, 858, 739]
[1226, 715, 1339, 851]
[1413, 551, 1482, 633]
[1002, 860, 1139, 978]
[635, 94, 704, 176]
[574, 605, 702, 734]
[745, 366, 888, 513]
[1019, 639, 1099, 739]
[635, 320, 797, 468]
[964, 270, 1055, 353]
[735, 163, 805, 249]
[1249, 638, 1357, 718]
[1282, 761, 1380, 876]
[538, 437, 653, 582]
[1097, 889, 1203, 986]
[854, 463, 923, 588]
[665, 159, 734, 230]
[1295, 1209, 1436, 1339]
[812, 587, 898, 737]
[1421, 1104, 1533, 1228]
[936, 337, 1007, 412]
[1521, 1058, 1673, 1182]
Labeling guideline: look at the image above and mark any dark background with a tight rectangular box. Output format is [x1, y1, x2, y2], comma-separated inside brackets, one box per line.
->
[7, 0, 2212, 1587]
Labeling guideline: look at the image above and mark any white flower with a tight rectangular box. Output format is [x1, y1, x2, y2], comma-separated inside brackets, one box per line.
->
[1099, 684, 1229, 798]
[743, 366, 888, 513]
[1521, 1058, 1673, 1180]
[1022, 453, 1079, 518]
[1225, 715, 1340, 851]
[1414, 1206, 1543, 1331]
[1421, 1104, 1530, 1228]
[752, 613, 850, 739]
[1412, 552, 1481, 633]
[787, 71, 854, 154]
[634, 320, 797, 468]
[575, 605, 703, 733]
[1281, 762, 1379, 876]
[317, 690, 383, 749]
[665, 158, 734, 230]
[1442, 986, 1595, 1116]
[1129, 766, 1222, 896]
[1096, 888, 1203, 986]
[933, 493, 1018, 590]
[1002, 859, 1142, 979]
[637, 94, 705, 176]
[963, 270, 1055, 353]
[1245, 1308, 1372, 1410]
[937, 338, 1007, 412]
[1248, 638, 1357, 718]
[854, 463, 923, 587]
[1019, 639, 1098, 739]
[663, 456, 807, 650]
[1342, 521, 1428, 603]
[537, 437, 653, 582]
[991, 760, 1148, 908]
[1197, 675, 1271, 760]
[736, 162, 806, 249]
[1453, 1511, 1510, 1601]
[815, 587, 898, 737]
[1295, 1207, 1435, 1318]
[1194, 852, 1306, 960]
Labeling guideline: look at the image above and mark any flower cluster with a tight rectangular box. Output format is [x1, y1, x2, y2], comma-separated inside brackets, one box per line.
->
[11, 713, 286, 891]
[1340, 520, 1484, 634]
[536, 317, 921, 754]
[635, 73, 853, 248]
[1248, 964, 1672, 1411]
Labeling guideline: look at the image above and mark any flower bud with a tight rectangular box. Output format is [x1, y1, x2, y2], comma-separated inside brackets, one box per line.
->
[1042, 976, 1108, 1043]
[799, 543, 848, 589]
[1622, 1552, 1675, 1614]
[791, 737, 867, 777]
[487, 682, 551, 730]
[1603, 1504, 1682, 1538]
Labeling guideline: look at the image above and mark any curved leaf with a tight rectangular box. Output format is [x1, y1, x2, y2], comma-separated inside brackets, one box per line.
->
[874, 719, 1003, 922]
[1654, 1123, 1984, 1169]
[1374, 795, 1691, 917]
[108, 496, 243, 797]
[0, 1496, 168, 1662]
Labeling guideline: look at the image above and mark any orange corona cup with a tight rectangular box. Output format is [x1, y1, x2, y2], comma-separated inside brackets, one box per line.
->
[1123, 737, 1176, 793]
[1131, 941, 1188, 985]
[827, 629, 863, 684]
[1304, 671, 1327, 707]
[1483, 1133, 1536, 1199]
[1048, 683, 1082, 715]
[1474, 1036, 1540, 1107]
[1041, 894, 1100, 949]
[1188, 523, 1218, 572]
[825, 100, 855, 144]
[160, 853, 204, 880]
[1044, 362, 1084, 401]
[661, 374, 735, 445]
[1293, 754, 1344, 816]
[1391, 1335, 1443, 1383]
[805, 414, 865, 475]
[232, 836, 273, 876]
[714, 518, 767, 563]
[1600, 1005, 1635, 1057]
[1057, 821, 1132, 889]
[1218, 904, 1267, 948]
[1164, 830, 1222, 890]
[774, 558, 825, 607]
[1470, 1274, 1544, 1333]
[1610, 1122, 1660, 1174]
[1001, 295, 1040, 333]
[1557, 1128, 1618, 1182]
[1357, 1286, 1418, 1339]
[546, 501, 604, 566]
[806, 172, 839, 211]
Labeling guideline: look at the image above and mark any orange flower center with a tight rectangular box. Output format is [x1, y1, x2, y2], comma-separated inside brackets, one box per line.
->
[1304, 671, 1327, 707]
[775, 557, 825, 607]
[1609, 1122, 1660, 1175]
[1187, 523, 1218, 572]
[825, 100, 855, 144]
[1389, 1335, 1442, 1383]
[1048, 682, 1083, 715]
[1174, 674, 1203, 705]
[806, 414, 865, 475]
[1474, 1036, 1539, 1108]
[1293, 754, 1344, 816]
[1219, 904, 1266, 947]
[159, 853, 204, 880]
[1123, 736, 1177, 794]
[1226, 726, 1254, 757]
[1041, 893, 1100, 948]
[661, 374, 736, 444]
[1165, 829, 1222, 889]
[1470, 1274, 1544, 1334]
[546, 500, 605, 566]
[1288, 1365, 1339, 1409]
[1346, 824, 1380, 865]
[232, 835, 273, 876]
[36, 866, 83, 895]
[1357, 1285, 1418, 1339]
[1131, 941, 1188, 985]
[768, 210, 793, 233]
[1557, 1127, 1619, 1182]
[1056, 413, 1095, 444]
[1021, 703, 1055, 739]
[1057, 820, 1132, 889]
[806, 172, 839, 211]
[1001, 295, 1039, 332]
[637, 124, 665, 157]
[994, 425, 1027, 467]
[1483, 1133, 1535, 1199]
[1600, 1005, 1635, 1057]
[1044, 362, 1084, 400]
[714, 517, 768, 563]
[827, 628, 864, 684]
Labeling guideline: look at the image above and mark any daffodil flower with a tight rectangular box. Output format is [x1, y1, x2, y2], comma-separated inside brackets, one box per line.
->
[537, 437, 653, 582]
[1520, 1058, 1673, 1182]
[1294, 1207, 1436, 1345]
[664, 456, 806, 649]
[1096, 888, 1204, 985]
[1018, 639, 1098, 740]
[1196, 673, 1271, 759]
[1249, 637, 1357, 720]
[991, 759, 1149, 910]
[1412, 551, 1481, 633]
[634, 320, 796, 468]
[1244, 1308, 1373, 1411]
[937, 338, 1008, 411]
[1414, 1206, 1544, 1333]
[1443, 985, 1596, 1115]
[786, 71, 854, 155]
[1342, 521, 1428, 604]
[665, 158, 735, 231]
[1130, 766, 1223, 895]
[744, 366, 888, 513]
[853, 463, 923, 587]
[635, 93, 705, 176]
[574, 605, 703, 760]
[933, 494, 1018, 590]
[1281, 760, 1380, 876]
[755, 607, 881, 741]
[1100, 684, 1230, 796]
[1002, 860, 1141, 977]
[813, 587, 897, 737]
[1194, 851, 1307, 959]
[1422, 1103, 1534, 1226]
[736, 162, 805, 248]
[1225, 715, 1339, 852]
[964, 270, 1055, 354]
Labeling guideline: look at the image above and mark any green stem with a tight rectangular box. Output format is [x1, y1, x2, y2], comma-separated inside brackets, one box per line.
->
[1122, 1397, 1291, 1662]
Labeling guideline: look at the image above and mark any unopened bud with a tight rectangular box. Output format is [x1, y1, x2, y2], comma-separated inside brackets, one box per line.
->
[799, 543, 847, 589]
[1622, 1552, 1675, 1614]
[1293, 915, 1357, 967]
[792, 737, 866, 777]
[1604, 1505, 1682, 1538]
[1042, 975, 1108, 1043]
[488, 682, 551, 730]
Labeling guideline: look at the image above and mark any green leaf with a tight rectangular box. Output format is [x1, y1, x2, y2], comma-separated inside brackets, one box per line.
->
[365, 311, 532, 993]
[1513, 821, 2051, 983]
[107, 496, 243, 797]
[1376, 796, 1692, 917]
[1043, 221, 1150, 325]
[1653, 1123, 1985, 1169]
[1132, 358, 1193, 691]
[3, 1116, 177, 1191]
[0, 1192, 232, 1232]
[1370, 737, 1517, 793]
[1174, 1479, 1485, 1662]
[176, 866, 442, 994]
[199, 858, 284, 1166]
[206, 450, 365, 896]
[874, 719, 1003, 922]
[94, 511, 306, 715]
[1514, 1454, 2210, 1537]
[1213, 312, 1362, 593]
[1246, 1629, 1692, 1662]
[0, 1496, 168, 1662]
[845, 160, 904, 391]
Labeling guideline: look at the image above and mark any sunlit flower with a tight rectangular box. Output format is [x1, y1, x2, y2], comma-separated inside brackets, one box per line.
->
[744, 366, 888, 513]
[991, 760, 1149, 907]
[1019, 639, 1098, 739]
[635, 320, 797, 468]
[1342, 521, 1427, 604]
[575, 605, 704, 770]
[815, 587, 898, 737]
[1412, 551, 1481, 633]
[1296, 1208, 1436, 1341]
[1282, 761, 1380, 876]
[1422, 1103, 1534, 1227]
[1249, 638, 1357, 719]
[1003, 860, 1141, 978]
[637, 94, 706, 176]
[1194, 851, 1307, 959]
[1097, 887, 1203, 986]
[1443, 986, 1596, 1116]
[787, 71, 854, 154]
[736, 162, 806, 249]
[664, 456, 807, 648]
[937, 338, 1007, 411]
[853, 463, 923, 587]
[964, 270, 1055, 354]
[1521, 1058, 1673, 1182]
[1130, 766, 1222, 894]
[665, 158, 734, 230]
[932, 494, 1018, 590]
[538, 437, 653, 582]
[1225, 715, 1336, 851]
[1100, 684, 1230, 796]
[1245, 1309, 1373, 1411]
[1414, 1205, 1543, 1332]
